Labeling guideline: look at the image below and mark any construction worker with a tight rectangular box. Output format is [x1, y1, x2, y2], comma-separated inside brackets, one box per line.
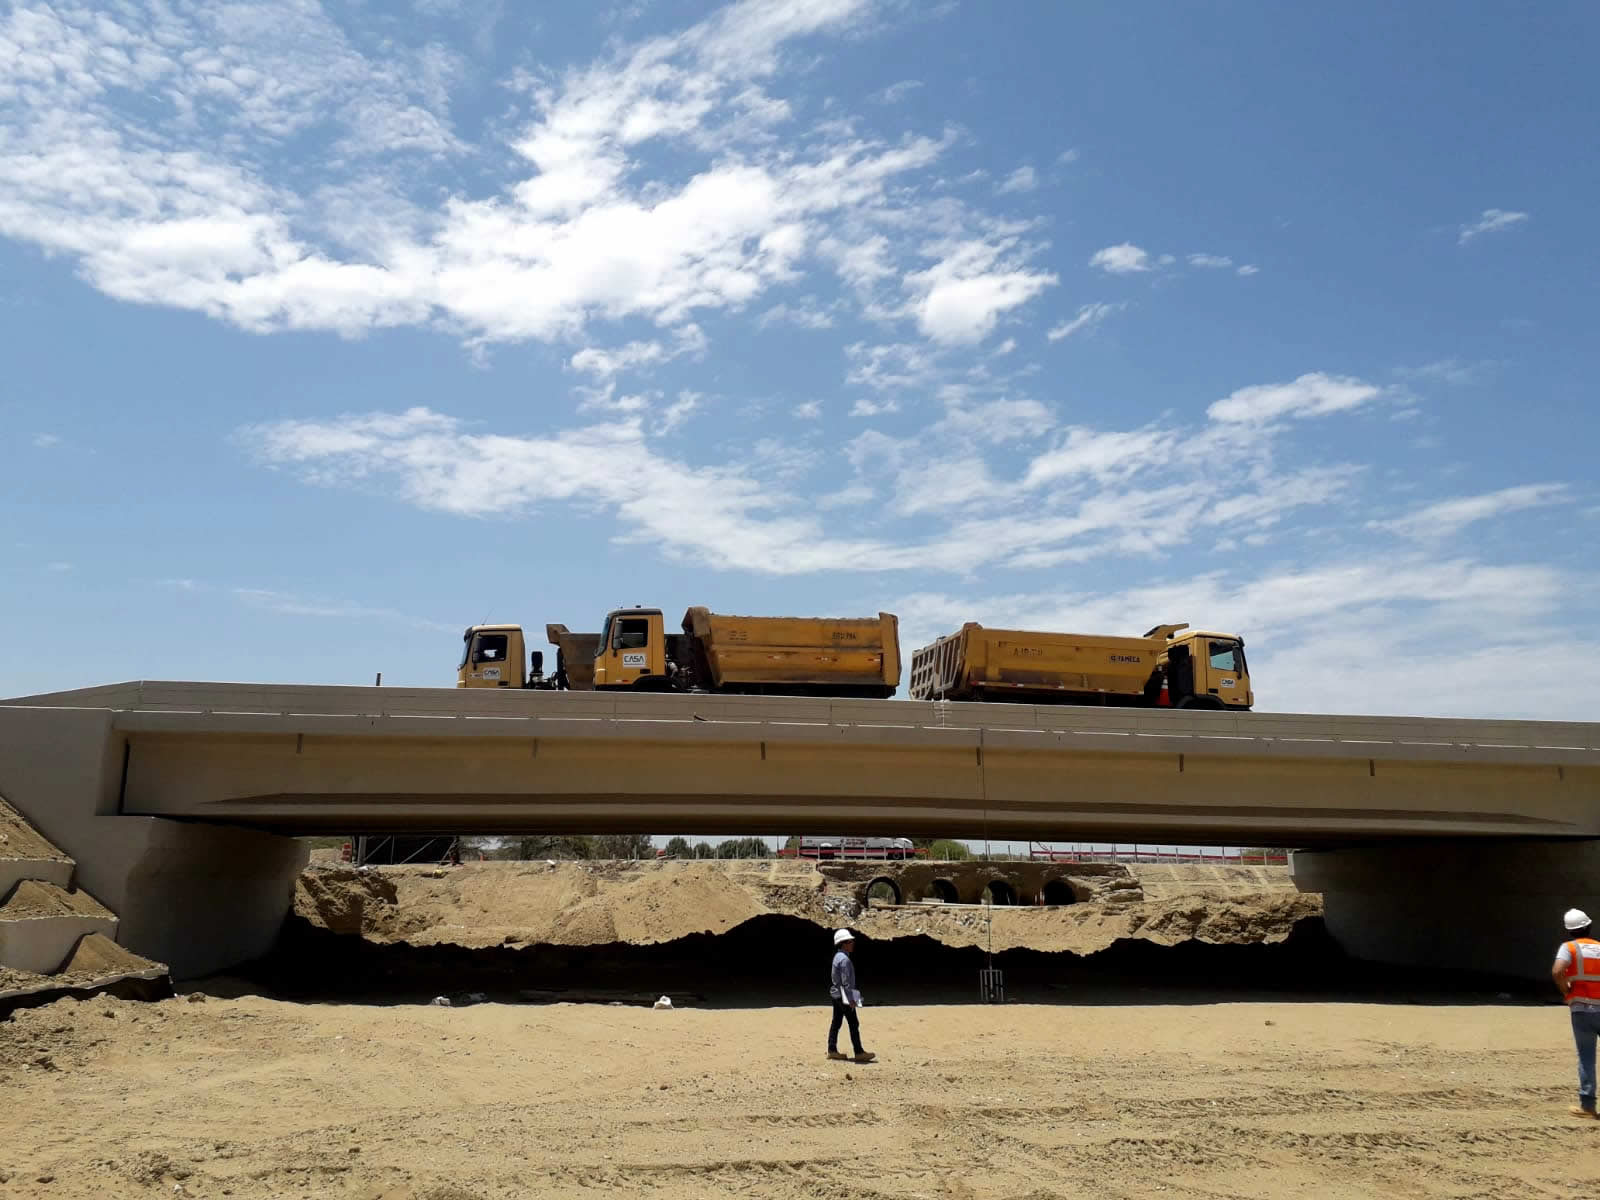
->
[1552, 907, 1600, 1119]
[827, 929, 875, 1064]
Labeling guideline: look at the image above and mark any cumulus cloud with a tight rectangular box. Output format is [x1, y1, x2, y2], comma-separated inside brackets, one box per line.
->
[1088, 243, 1150, 274]
[905, 238, 1057, 345]
[1457, 208, 1530, 245]
[0, 0, 1055, 361]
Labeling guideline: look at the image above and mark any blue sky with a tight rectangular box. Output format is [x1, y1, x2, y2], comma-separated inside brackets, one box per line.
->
[2, 0, 1596, 718]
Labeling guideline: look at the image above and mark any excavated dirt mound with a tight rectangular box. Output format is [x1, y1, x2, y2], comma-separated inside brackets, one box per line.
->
[0, 796, 70, 865]
[0, 880, 113, 920]
[293, 859, 1319, 958]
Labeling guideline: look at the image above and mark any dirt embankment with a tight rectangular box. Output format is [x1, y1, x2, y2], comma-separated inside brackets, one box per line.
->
[293, 859, 1321, 957]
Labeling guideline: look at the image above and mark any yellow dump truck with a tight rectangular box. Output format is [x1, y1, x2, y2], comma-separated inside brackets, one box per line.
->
[456, 624, 601, 690]
[908, 623, 1253, 710]
[459, 608, 901, 698]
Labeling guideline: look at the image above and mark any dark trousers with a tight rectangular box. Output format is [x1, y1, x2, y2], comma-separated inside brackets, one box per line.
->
[828, 1001, 863, 1054]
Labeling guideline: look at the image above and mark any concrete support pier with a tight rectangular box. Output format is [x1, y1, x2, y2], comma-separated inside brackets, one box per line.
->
[0, 705, 307, 979]
[1291, 840, 1600, 981]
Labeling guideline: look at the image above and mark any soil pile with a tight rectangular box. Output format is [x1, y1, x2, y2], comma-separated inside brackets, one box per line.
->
[0, 796, 70, 865]
[293, 859, 1319, 958]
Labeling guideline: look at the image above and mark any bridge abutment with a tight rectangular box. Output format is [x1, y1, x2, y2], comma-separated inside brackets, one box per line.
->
[1291, 840, 1600, 981]
[0, 703, 306, 979]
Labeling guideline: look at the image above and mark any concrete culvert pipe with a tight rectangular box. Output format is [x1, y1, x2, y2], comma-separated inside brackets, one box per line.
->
[1040, 879, 1076, 906]
[925, 878, 958, 904]
[981, 880, 1016, 907]
[865, 877, 902, 906]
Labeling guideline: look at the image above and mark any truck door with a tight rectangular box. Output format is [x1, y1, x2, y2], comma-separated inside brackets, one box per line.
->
[595, 612, 664, 687]
[1198, 639, 1251, 708]
[458, 629, 523, 688]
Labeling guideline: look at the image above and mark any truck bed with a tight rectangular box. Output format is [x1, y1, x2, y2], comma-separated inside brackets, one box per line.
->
[684, 608, 901, 697]
[909, 623, 1161, 704]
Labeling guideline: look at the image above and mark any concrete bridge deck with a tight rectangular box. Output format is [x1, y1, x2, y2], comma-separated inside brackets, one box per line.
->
[8, 681, 1598, 844]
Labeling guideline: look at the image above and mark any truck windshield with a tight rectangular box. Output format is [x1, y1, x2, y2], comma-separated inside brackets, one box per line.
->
[472, 633, 509, 664]
[1207, 641, 1243, 675]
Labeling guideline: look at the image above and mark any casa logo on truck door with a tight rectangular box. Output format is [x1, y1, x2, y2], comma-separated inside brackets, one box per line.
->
[621, 652, 647, 669]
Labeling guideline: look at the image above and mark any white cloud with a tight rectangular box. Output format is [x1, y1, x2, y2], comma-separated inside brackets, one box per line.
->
[1088, 243, 1150, 275]
[996, 166, 1037, 195]
[905, 238, 1058, 345]
[569, 340, 668, 377]
[1457, 208, 1530, 245]
[1206, 372, 1384, 424]
[1236, 264, 1259, 276]
[1394, 358, 1492, 387]
[1187, 253, 1232, 269]
[1047, 301, 1121, 341]
[656, 390, 702, 434]
[0, 0, 1015, 358]
[238, 374, 1377, 579]
[876, 79, 922, 103]
[1369, 483, 1569, 540]
[759, 298, 835, 329]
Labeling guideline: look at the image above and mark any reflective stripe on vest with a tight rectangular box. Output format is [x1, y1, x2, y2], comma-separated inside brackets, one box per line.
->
[1565, 938, 1600, 1002]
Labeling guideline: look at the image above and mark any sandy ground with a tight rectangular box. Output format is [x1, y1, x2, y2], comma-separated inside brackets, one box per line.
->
[1, 990, 1595, 1199]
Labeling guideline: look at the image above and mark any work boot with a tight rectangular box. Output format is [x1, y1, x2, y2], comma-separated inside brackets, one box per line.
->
[827, 1050, 849, 1061]
[1570, 1105, 1598, 1120]
[852, 1051, 876, 1063]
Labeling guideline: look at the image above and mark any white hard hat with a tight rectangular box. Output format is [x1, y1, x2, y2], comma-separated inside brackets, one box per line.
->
[833, 928, 854, 945]
[1565, 909, 1592, 931]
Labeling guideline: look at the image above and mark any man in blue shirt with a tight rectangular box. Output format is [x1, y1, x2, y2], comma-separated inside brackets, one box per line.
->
[827, 929, 875, 1063]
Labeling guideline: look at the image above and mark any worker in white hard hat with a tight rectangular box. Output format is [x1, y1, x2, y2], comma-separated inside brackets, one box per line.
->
[1552, 908, 1600, 1119]
[827, 929, 875, 1063]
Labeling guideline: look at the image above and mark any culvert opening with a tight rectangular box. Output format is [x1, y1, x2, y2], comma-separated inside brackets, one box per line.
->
[982, 880, 1016, 906]
[1040, 879, 1076, 906]
[924, 879, 959, 904]
[865, 877, 902, 906]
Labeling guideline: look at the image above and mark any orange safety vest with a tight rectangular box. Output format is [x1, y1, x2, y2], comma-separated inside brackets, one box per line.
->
[1563, 938, 1600, 1003]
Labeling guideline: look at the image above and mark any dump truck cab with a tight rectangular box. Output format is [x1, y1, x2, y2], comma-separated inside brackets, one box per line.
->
[457, 624, 544, 689]
[592, 608, 669, 689]
[1156, 625, 1253, 710]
